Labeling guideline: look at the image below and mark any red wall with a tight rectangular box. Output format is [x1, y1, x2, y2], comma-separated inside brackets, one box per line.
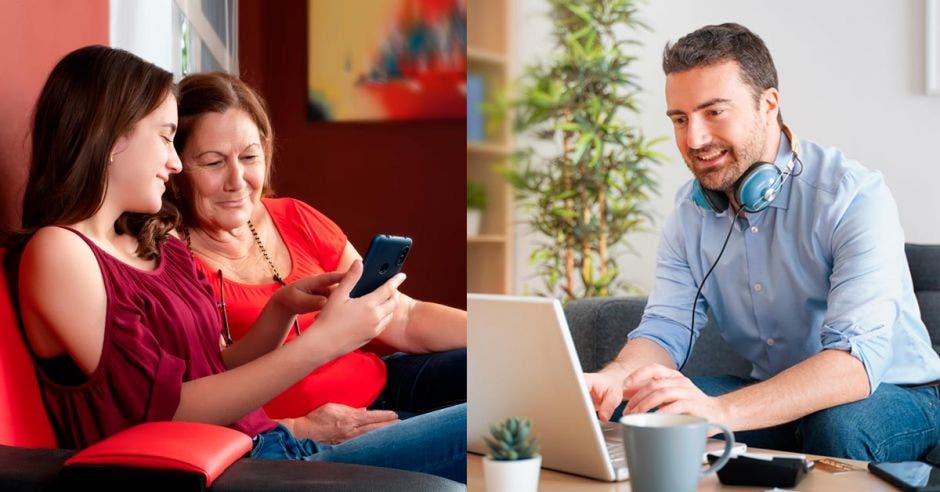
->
[0, 1, 109, 230]
[239, 0, 466, 308]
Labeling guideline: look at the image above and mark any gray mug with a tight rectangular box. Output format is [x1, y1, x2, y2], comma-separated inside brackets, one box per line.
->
[619, 413, 734, 492]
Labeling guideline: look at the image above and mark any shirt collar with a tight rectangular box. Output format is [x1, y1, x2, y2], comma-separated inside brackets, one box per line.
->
[767, 130, 796, 211]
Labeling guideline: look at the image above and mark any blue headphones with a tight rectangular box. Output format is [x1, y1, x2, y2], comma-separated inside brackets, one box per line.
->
[691, 126, 801, 214]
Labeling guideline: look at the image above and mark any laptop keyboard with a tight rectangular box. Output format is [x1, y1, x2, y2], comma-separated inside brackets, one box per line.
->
[600, 421, 628, 472]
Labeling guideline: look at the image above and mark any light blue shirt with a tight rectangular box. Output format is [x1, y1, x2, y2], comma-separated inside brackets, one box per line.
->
[630, 132, 940, 393]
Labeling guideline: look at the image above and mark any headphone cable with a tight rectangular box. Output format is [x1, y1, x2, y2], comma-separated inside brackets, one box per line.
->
[677, 209, 738, 372]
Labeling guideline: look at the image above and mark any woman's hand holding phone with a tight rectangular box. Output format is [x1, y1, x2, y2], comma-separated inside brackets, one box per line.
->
[310, 260, 406, 355]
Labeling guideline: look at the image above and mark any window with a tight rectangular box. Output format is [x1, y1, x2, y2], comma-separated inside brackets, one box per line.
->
[110, 0, 238, 81]
[175, 0, 238, 77]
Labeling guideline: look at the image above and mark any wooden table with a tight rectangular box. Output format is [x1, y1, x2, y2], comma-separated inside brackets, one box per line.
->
[467, 451, 897, 491]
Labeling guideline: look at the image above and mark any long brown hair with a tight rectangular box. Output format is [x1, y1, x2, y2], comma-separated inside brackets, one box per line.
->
[168, 71, 276, 227]
[10, 45, 178, 259]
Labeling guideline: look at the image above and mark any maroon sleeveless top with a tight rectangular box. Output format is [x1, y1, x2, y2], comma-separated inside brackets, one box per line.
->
[32, 228, 276, 449]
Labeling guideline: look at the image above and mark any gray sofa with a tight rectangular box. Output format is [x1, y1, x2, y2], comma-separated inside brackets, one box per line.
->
[564, 243, 940, 378]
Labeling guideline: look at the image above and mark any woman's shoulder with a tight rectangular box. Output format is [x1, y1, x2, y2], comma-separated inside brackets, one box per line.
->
[263, 196, 327, 218]
[262, 197, 347, 270]
[18, 226, 107, 363]
[264, 197, 344, 236]
[22, 226, 98, 277]
[20, 227, 106, 310]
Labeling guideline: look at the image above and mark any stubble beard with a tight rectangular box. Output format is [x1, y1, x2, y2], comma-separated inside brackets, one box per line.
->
[686, 116, 768, 193]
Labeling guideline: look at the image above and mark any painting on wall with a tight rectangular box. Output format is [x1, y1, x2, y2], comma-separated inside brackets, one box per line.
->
[307, 0, 467, 121]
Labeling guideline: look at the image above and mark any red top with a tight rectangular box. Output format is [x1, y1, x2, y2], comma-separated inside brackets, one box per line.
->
[32, 228, 276, 449]
[193, 198, 386, 419]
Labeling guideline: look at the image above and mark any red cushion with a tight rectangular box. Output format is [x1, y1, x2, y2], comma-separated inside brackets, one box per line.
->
[64, 421, 251, 486]
[0, 248, 57, 448]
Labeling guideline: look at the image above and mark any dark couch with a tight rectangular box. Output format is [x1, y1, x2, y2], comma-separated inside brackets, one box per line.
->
[564, 243, 940, 378]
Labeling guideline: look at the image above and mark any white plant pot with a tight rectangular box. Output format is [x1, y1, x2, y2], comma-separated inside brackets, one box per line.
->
[467, 208, 483, 237]
[482, 455, 541, 492]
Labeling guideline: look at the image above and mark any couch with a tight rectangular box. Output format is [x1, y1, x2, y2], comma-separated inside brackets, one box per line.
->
[564, 242, 940, 379]
[0, 249, 463, 492]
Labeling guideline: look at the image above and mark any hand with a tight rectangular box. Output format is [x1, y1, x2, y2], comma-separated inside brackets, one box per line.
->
[273, 270, 346, 315]
[584, 371, 627, 422]
[623, 364, 732, 431]
[312, 260, 406, 353]
[287, 403, 400, 444]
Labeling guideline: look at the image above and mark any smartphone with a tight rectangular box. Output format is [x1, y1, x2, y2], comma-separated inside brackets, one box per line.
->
[869, 461, 940, 491]
[349, 235, 412, 298]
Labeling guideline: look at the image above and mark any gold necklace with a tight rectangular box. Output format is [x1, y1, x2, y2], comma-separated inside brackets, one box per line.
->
[246, 219, 302, 337]
[247, 219, 284, 284]
[183, 221, 281, 283]
[184, 220, 301, 337]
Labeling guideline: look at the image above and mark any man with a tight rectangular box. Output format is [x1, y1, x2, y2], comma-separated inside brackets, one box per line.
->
[586, 23, 940, 461]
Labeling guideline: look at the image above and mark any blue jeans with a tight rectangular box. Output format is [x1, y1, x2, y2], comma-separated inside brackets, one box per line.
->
[250, 403, 467, 483]
[687, 376, 940, 462]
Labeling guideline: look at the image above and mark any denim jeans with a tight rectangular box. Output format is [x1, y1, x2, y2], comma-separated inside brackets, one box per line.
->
[686, 375, 940, 462]
[371, 348, 467, 414]
[250, 403, 467, 483]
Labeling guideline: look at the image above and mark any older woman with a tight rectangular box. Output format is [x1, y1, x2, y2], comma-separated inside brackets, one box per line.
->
[167, 72, 466, 445]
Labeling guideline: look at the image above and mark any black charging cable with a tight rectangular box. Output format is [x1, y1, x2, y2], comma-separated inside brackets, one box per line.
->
[677, 210, 738, 372]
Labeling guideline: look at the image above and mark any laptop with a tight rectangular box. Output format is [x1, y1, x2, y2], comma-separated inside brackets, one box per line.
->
[468, 294, 630, 481]
[468, 294, 744, 482]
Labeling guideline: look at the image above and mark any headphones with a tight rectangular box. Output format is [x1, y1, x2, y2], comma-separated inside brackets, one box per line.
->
[677, 126, 802, 372]
[691, 126, 801, 214]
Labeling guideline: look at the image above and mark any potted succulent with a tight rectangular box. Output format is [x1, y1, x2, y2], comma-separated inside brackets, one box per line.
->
[482, 417, 541, 491]
[467, 181, 488, 237]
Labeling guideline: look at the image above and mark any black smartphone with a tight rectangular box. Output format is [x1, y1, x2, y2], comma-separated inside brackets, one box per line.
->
[349, 235, 412, 298]
[869, 461, 940, 491]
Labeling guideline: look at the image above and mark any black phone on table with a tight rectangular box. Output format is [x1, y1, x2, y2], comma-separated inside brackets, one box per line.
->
[869, 461, 940, 491]
[349, 235, 412, 298]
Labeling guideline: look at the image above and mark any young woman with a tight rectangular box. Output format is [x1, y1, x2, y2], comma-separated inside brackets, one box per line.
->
[8, 45, 464, 482]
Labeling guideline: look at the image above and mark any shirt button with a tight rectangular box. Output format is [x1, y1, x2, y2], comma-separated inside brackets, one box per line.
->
[750, 226, 759, 234]
[767, 338, 775, 346]
[753, 283, 763, 292]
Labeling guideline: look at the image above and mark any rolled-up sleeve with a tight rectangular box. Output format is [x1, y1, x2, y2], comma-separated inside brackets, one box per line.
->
[820, 171, 905, 395]
[629, 207, 710, 368]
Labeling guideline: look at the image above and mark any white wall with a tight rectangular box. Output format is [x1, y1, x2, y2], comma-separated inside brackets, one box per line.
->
[510, 0, 940, 295]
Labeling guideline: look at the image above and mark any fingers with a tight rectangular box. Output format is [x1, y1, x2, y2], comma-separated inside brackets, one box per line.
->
[623, 364, 683, 401]
[627, 385, 694, 415]
[627, 375, 688, 410]
[308, 295, 329, 312]
[355, 409, 399, 425]
[293, 271, 345, 296]
[334, 260, 364, 297]
[586, 375, 606, 414]
[365, 273, 407, 303]
[585, 373, 624, 422]
[624, 364, 681, 392]
[358, 273, 405, 331]
[346, 418, 399, 440]
[333, 408, 400, 443]
[598, 389, 622, 422]
[655, 401, 687, 416]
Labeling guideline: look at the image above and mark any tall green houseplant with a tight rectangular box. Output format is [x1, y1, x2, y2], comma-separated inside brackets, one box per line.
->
[504, 0, 666, 300]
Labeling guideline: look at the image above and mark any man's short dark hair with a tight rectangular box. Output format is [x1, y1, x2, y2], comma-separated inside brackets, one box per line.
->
[663, 23, 783, 125]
